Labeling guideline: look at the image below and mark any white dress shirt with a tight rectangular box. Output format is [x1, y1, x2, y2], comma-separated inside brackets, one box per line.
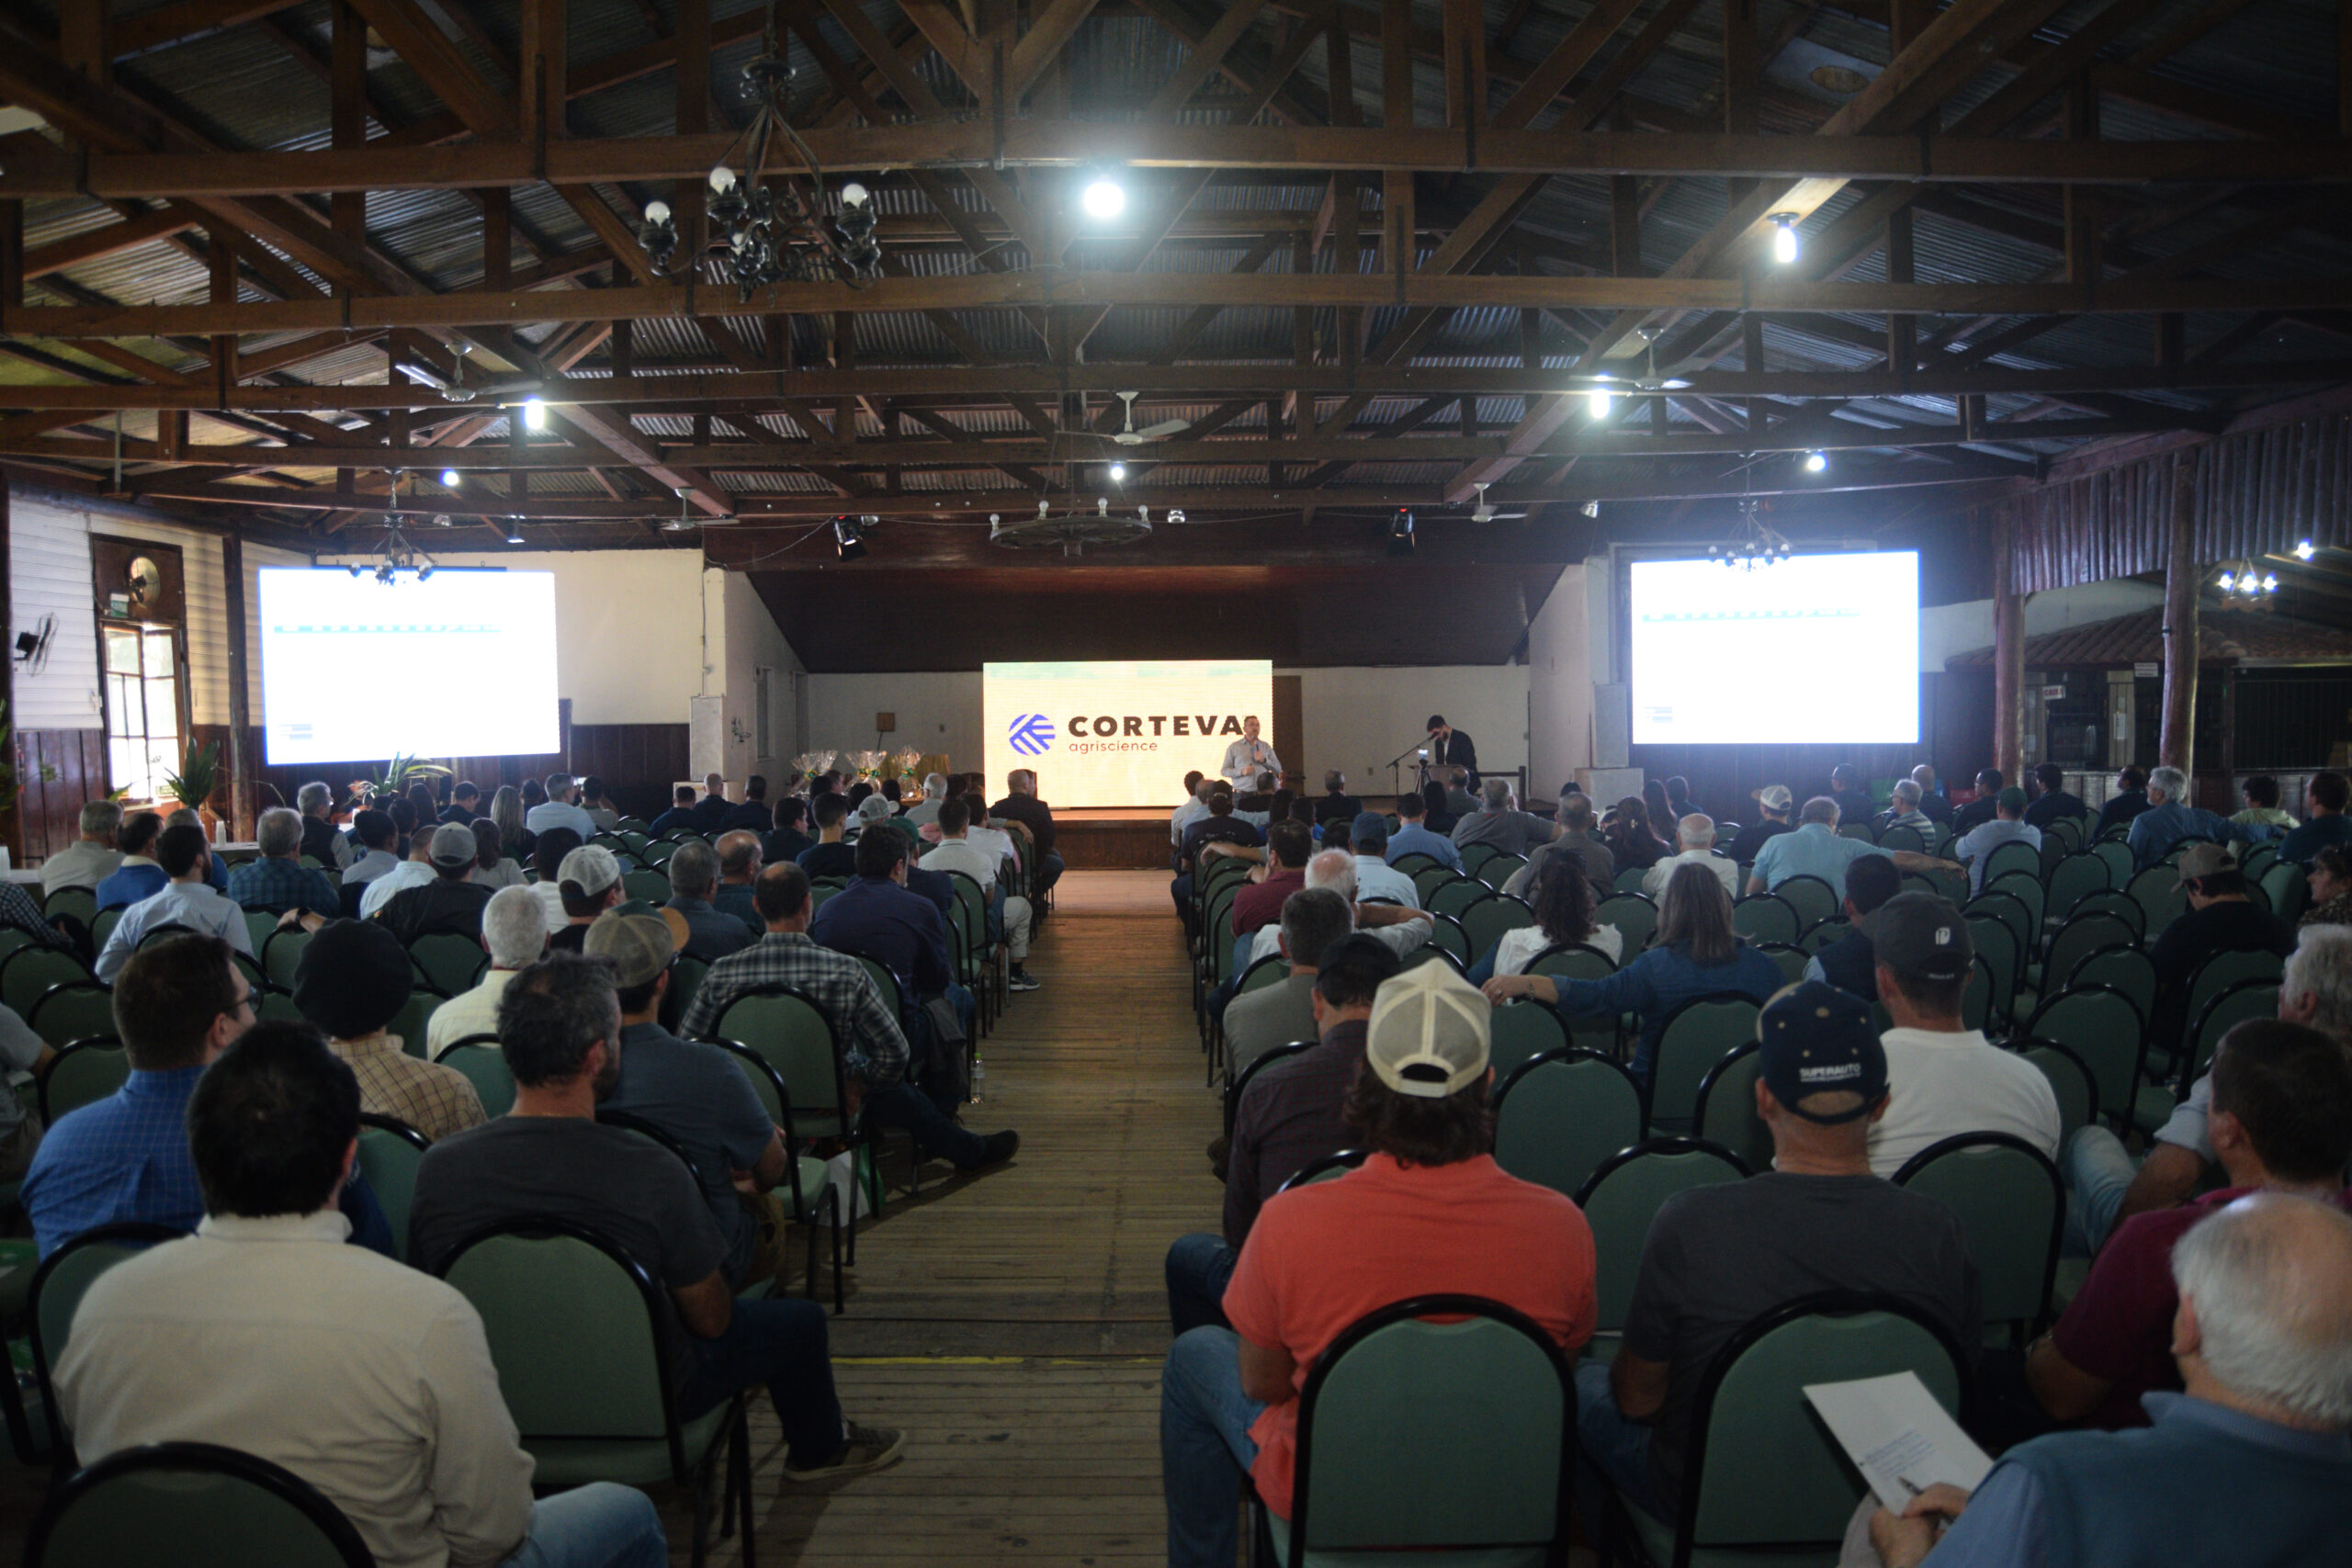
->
[359, 858, 438, 918]
[40, 840, 123, 897]
[95, 879, 254, 982]
[1642, 848, 1742, 900]
[523, 800, 598, 839]
[425, 968, 518, 1056]
[1351, 855, 1423, 908]
[1220, 736, 1282, 785]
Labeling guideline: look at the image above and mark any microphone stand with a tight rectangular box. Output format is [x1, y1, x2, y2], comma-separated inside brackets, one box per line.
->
[1385, 739, 1428, 798]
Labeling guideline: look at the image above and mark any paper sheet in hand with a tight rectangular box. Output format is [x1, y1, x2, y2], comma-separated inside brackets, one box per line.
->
[1803, 1371, 1993, 1512]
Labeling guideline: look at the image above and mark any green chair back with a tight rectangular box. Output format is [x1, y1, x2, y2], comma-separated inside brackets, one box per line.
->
[1878, 825, 1925, 853]
[1980, 838, 2042, 888]
[1279, 1149, 1367, 1191]
[1427, 877, 1487, 919]
[408, 933, 487, 996]
[2090, 839, 2135, 888]
[1837, 823, 1875, 843]
[1984, 873, 2045, 947]
[262, 928, 311, 992]
[1574, 1139, 1749, 1333]
[243, 911, 279, 960]
[2063, 946, 2156, 1032]
[1967, 889, 2033, 969]
[255, 991, 306, 1024]
[1649, 995, 1762, 1130]
[1485, 995, 1567, 1077]
[1390, 853, 1442, 880]
[2260, 860, 2309, 924]
[42, 886, 98, 930]
[2127, 864, 2187, 933]
[712, 989, 850, 1140]
[1458, 842, 1499, 879]
[2046, 852, 2112, 921]
[1690, 1042, 1772, 1174]
[355, 1114, 430, 1264]
[1594, 892, 1657, 955]
[1612, 865, 1651, 897]
[2024, 985, 2145, 1134]
[1237, 954, 1289, 997]
[620, 869, 672, 905]
[1494, 1049, 1643, 1200]
[1283, 1298, 1570, 1557]
[1893, 1134, 2063, 1333]
[1730, 895, 1797, 947]
[1963, 953, 1996, 1035]
[1410, 864, 1456, 903]
[1773, 874, 1839, 931]
[1796, 916, 1855, 955]
[2017, 1039, 2099, 1140]
[1459, 895, 1534, 964]
[37, 1038, 128, 1123]
[2044, 912, 2139, 991]
[1526, 942, 1616, 982]
[29, 1223, 185, 1458]
[2182, 948, 2286, 1050]
[1478, 853, 1527, 891]
[26, 1442, 373, 1568]
[1428, 916, 1472, 965]
[1754, 942, 1808, 989]
[433, 1039, 515, 1119]
[85, 910, 122, 953]
[855, 956, 904, 1022]
[672, 954, 709, 1018]
[2066, 888, 2145, 942]
[1, 948, 95, 1021]
[1963, 916, 2019, 1023]
[390, 991, 443, 1060]
[2183, 979, 2282, 1088]
[28, 985, 119, 1050]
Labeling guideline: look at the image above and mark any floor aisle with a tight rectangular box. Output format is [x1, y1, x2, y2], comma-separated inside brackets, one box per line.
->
[666, 869, 1220, 1565]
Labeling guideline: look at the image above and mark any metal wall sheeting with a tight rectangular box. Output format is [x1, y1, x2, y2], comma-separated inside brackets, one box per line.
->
[1996, 411, 2352, 592]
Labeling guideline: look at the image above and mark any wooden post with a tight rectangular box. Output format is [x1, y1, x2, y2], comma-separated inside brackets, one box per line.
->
[1993, 508, 2024, 785]
[2159, 450, 2199, 774]
[220, 529, 254, 840]
[0, 484, 17, 871]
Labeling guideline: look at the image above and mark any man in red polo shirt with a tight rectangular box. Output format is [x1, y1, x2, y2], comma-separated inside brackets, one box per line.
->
[1159, 963, 1598, 1568]
[2026, 1017, 2352, 1430]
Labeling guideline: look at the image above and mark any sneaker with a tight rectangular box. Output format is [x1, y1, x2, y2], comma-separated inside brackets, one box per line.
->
[783, 1422, 906, 1483]
[977, 1130, 1020, 1166]
[1008, 968, 1041, 992]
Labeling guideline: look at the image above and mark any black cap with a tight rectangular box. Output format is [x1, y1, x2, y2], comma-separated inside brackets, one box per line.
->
[1867, 891, 1973, 984]
[1317, 931, 1404, 991]
[1758, 981, 1888, 1123]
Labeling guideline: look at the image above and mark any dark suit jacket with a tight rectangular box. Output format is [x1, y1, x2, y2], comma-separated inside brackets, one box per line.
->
[1429, 729, 1478, 783]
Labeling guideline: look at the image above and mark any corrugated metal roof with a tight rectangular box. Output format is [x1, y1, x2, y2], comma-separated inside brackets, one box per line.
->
[1945, 605, 2352, 667]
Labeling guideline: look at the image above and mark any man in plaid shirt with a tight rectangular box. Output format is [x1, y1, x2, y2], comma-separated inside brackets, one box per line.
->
[681, 863, 1017, 1173]
[226, 808, 339, 918]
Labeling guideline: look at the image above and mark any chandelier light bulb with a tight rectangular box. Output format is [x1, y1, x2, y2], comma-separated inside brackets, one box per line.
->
[841, 181, 869, 208]
[1081, 175, 1126, 220]
[1770, 213, 1801, 264]
[708, 164, 737, 195]
[1804, 450, 1827, 473]
[2295, 538, 2316, 559]
[2263, 573, 2278, 591]
[642, 199, 671, 226]
[1108, 461, 1127, 482]
[439, 468, 461, 488]
[2218, 571, 2235, 590]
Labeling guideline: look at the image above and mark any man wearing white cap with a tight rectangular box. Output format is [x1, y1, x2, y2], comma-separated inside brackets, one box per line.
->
[1159, 964, 1599, 1568]
[550, 844, 623, 953]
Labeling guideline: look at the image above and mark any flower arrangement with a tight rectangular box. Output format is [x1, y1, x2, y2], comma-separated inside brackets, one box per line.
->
[891, 748, 923, 786]
[791, 750, 837, 787]
[843, 750, 888, 783]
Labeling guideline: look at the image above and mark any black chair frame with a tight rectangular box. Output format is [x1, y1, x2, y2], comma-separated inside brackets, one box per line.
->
[1497, 1045, 1649, 1141]
[1891, 1131, 2065, 1340]
[709, 1039, 844, 1314]
[28, 1221, 189, 1465]
[1277, 1148, 1367, 1192]
[1226, 1039, 1316, 1140]
[710, 983, 900, 1249]
[25, 1440, 375, 1568]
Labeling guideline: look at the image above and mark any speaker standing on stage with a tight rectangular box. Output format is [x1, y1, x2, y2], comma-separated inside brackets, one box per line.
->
[1426, 716, 1477, 785]
[1220, 716, 1282, 787]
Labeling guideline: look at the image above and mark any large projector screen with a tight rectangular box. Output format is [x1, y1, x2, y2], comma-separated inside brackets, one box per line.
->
[982, 660, 1273, 808]
[258, 569, 560, 763]
[1629, 551, 1919, 745]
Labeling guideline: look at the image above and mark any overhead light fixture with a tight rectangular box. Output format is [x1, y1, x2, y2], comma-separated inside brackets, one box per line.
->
[417, 564, 435, 581]
[1707, 497, 1794, 571]
[1769, 212, 1801, 265]
[1804, 450, 1827, 473]
[833, 515, 868, 560]
[1472, 483, 1495, 524]
[1107, 461, 1127, 482]
[504, 523, 525, 545]
[2216, 558, 2279, 607]
[1581, 500, 1600, 519]
[521, 397, 547, 432]
[1387, 507, 1416, 557]
[346, 563, 363, 577]
[2295, 538, 2317, 559]
[439, 467, 461, 488]
[1588, 376, 1612, 418]
[1081, 172, 1127, 220]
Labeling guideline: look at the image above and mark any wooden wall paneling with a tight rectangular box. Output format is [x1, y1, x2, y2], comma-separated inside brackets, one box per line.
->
[18, 728, 107, 863]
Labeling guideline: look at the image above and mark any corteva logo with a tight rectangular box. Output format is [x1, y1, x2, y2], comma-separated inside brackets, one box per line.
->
[1061, 715, 1255, 738]
[1007, 714, 1057, 755]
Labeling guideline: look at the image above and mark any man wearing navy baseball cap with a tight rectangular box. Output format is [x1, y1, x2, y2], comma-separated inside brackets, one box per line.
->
[1576, 981, 1982, 1526]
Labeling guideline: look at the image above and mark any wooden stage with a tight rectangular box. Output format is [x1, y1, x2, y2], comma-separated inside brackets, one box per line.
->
[1053, 807, 1174, 871]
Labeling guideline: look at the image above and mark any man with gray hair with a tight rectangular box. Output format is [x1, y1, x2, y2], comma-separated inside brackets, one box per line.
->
[1863, 1192, 2352, 1568]
[525, 773, 597, 840]
[1241, 849, 1433, 969]
[902, 773, 948, 829]
[664, 839, 753, 961]
[1224, 887, 1355, 1077]
[425, 884, 549, 1055]
[2127, 765, 2253, 873]
[41, 799, 123, 897]
[294, 781, 355, 870]
[1874, 777, 1934, 837]
[712, 829, 764, 935]
[1642, 814, 1738, 899]
[1451, 775, 1557, 857]
[226, 807, 339, 918]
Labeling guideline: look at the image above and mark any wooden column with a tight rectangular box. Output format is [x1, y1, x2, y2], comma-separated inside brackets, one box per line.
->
[1992, 508, 2024, 785]
[220, 529, 254, 840]
[0, 485, 17, 870]
[2159, 450, 2200, 774]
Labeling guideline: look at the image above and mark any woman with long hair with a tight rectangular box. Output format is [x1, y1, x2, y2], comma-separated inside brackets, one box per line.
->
[1485, 862, 1781, 1082]
[1470, 854, 1622, 984]
[469, 818, 527, 889]
[489, 784, 530, 862]
[1605, 795, 1669, 874]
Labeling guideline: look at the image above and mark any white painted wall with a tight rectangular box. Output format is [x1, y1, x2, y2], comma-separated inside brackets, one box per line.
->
[1526, 563, 1595, 798]
[802, 671, 985, 767]
[707, 570, 802, 784]
[1288, 666, 1529, 797]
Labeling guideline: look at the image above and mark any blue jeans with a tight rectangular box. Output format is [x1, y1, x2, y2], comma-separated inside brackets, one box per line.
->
[2064, 1123, 2139, 1257]
[1573, 1360, 1670, 1528]
[865, 1079, 989, 1167]
[1161, 1326, 1265, 1568]
[1165, 1232, 1238, 1336]
[502, 1483, 666, 1568]
[676, 1296, 845, 1470]
[1036, 851, 1064, 893]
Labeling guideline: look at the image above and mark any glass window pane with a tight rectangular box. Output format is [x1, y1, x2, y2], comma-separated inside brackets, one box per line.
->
[147, 676, 179, 739]
[107, 675, 133, 738]
[142, 631, 175, 680]
[109, 739, 141, 795]
[104, 627, 140, 674]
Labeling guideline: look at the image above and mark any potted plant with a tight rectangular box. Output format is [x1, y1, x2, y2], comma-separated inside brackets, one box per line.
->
[346, 754, 453, 809]
[163, 739, 222, 835]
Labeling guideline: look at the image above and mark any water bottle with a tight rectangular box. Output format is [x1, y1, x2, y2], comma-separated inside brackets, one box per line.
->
[969, 1054, 986, 1102]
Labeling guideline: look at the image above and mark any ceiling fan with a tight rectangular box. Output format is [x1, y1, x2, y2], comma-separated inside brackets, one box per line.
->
[1628, 330, 1692, 393]
[1112, 391, 1192, 446]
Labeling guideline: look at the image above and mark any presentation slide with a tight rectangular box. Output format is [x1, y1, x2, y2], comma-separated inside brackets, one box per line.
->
[982, 660, 1274, 809]
[257, 569, 560, 764]
[1629, 551, 1920, 745]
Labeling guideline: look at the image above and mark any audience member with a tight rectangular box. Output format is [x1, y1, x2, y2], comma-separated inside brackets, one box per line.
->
[294, 781, 355, 869]
[2146, 844, 2296, 1056]
[552, 844, 625, 952]
[1643, 813, 1738, 899]
[0, 998, 46, 1182]
[2095, 764, 2153, 838]
[663, 839, 754, 961]
[296, 918, 485, 1141]
[1346, 813, 1419, 906]
[341, 808, 401, 888]
[93, 810, 166, 911]
[1384, 790, 1464, 872]
[681, 864, 1016, 1174]
[1170, 934, 1404, 1334]
[1954, 785, 2041, 895]
[2025, 761, 2091, 829]
[519, 776, 547, 814]
[1866, 893, 2061, 1175]
[96, 823, 253, 982]
[526, 772, 599, 838]
[925, 796, 1038, 992]
[1662, 773, 1700, 822]
[1160, 963, 1596, 1568]
[1604, 794, 1671, 873]
[1578, 982, 1978, 1523]
[1826, 762, 1878, 829]
[41, 799, 122, 897]
[1170, 790, 1262, 928]
[1224, 888, 1355, 1079]
[227, 807, 340, 917]
[2278, 770, 2350, 864]
[1875, 778, 1934, 836]
[721, 775, 774, 833]
[527, 826, 583, 936]
[1169, 773, 1213, 865]
[812, 826, 960, 1030]
[1476, 852, 1621, 985]
[1227, 820, 1314, 940]
[903, 773, 949, 829]
[763, 795, 816, 869]
[1312, 770, 1362, 827]
[1724, 784, 1796, 864]
[590, 911, 791, 1288]
[375, 822, 497, 944]
[410, 951, 906, 1485]
[1453, 776, 1555, 856]
[1488, 863, 1781, 1083]
[1234, 852, 1434, 978]
[1644, 777, 1679, 843]
[579, 775, 622, 831]
[797, 793, 860, 881]
[2301, 844, 2352, 928]
[1863, 1194, 2352, 1568]
[490, 784, 532, 863]
[1749, 796, 1954, 895]
[55, 1020, 669, 1568]
[1440, 766, 1479, 823]
[693, 771, 731, 824]
[1804, 853, 1904, 1000]
[358, 817, 442, 918]
[711, 829, 765, 933]
[991, 770, 1062, 896]
[1951, 768, 2006, 837]
[1910, 764, 1955, 824]
[2230, 774, 2298, 834]
[426, 884, 548, 1055]
[1506, 790, 1611, 896]
[649, 784, 702, 836]
[468, 818, 526, 891]
[438, 779, 481, 826]
[2130, 766, 2255, 871]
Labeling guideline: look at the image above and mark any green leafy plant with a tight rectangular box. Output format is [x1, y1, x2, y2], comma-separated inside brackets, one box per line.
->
[347, 754, 453, 804]
[162, 739, 221, 812]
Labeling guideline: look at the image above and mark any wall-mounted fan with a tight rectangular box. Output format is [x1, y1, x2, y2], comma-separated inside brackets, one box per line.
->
[14, 613, 56, 673]
[124, 556, 164, 615]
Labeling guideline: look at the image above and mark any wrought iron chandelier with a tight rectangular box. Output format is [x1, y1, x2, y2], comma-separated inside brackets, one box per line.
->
[634, 8, 881, 298]
[1707, 496, 1793, 570]
[2215, 556, 2278, 607]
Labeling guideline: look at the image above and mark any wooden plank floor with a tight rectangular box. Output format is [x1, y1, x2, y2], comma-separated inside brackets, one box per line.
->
[659, 869, 1218, 1565]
